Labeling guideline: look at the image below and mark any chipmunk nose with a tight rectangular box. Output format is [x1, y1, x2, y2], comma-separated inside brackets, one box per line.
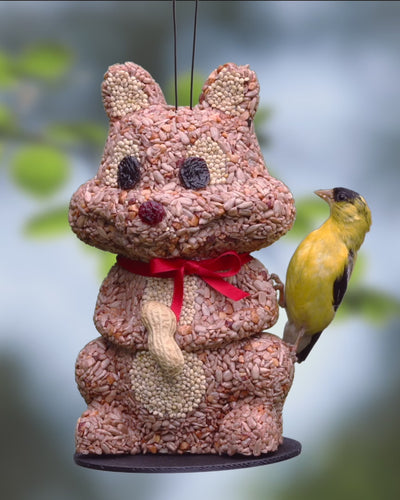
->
[138, 200, 166, 225]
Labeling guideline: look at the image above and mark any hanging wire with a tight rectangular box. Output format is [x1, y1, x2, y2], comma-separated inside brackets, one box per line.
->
[172, 0, 199, 110]
[172, 0, 178, 110]
[190, 0, 199, 109]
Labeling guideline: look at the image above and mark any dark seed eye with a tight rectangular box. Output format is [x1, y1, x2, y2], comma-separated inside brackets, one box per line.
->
[179, 157, 210, 190]
[117, 156, 141, 189]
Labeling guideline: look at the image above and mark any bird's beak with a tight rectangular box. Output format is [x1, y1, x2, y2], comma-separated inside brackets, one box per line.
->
[314, 189, 334, 206]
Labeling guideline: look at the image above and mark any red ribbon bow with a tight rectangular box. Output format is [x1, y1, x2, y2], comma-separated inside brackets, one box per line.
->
[117, 251, 252, 321]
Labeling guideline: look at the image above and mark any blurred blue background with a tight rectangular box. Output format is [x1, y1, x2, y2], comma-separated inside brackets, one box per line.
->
[1, 1, 399, 499]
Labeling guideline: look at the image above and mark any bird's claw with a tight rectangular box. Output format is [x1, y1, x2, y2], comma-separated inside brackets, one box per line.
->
[270, 273, 286, 308]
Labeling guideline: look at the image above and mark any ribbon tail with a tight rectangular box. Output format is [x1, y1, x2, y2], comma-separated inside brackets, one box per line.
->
[202, 276, 250, 301]
[170, 267, 185, 320]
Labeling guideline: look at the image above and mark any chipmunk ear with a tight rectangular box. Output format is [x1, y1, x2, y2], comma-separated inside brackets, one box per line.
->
[102, 62, 167, 120]
[198, 62, 260, 119]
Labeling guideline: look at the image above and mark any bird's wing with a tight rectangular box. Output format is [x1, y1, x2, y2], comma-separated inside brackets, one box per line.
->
[332, 249, 355, 311]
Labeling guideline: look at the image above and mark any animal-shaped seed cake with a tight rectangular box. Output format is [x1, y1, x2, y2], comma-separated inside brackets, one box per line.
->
[69, 61, 296, 456]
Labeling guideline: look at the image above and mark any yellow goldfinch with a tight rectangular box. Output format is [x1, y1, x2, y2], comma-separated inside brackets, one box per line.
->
[282, 187, 372, 363]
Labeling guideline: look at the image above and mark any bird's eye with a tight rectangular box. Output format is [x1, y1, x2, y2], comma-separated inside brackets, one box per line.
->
[117, 156, 141, 189]
[179, 157, 210, 190]
[337, 192, 347, 202]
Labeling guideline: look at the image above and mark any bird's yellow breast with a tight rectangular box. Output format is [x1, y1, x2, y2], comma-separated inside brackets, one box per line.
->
[285, 220, 349, 335]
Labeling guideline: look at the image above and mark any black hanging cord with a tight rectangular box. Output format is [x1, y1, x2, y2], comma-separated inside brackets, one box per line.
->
[172, 0, 178, 110]
[172, 0, 199, 110]
[190, 0, 199, 109]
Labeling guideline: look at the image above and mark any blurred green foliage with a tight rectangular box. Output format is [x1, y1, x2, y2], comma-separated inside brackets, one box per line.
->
[1, 43, 110, 272]
[165, 71, 205, 107]
[0, 44, 72, 87]
[339, 288, 400, 326]
[12, 144, 69, 198]
[0, 103, 17, 133]
[24, 206, 70, 238]
[0, 50, 17, 87]
[287, 197, 329, 240]
[44, 121, 107, 149]
[17, 43, 73, 82]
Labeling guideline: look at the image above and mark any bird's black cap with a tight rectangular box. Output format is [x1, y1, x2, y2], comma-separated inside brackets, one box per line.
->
[333, 187, 360, 203]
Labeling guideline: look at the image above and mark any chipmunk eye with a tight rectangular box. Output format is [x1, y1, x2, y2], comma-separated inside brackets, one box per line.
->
[179, 157, 210, 190]
[117, 156, 141, 189]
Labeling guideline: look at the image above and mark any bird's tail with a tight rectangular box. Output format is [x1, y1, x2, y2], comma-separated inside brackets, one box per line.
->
[283, 321, 322, 363]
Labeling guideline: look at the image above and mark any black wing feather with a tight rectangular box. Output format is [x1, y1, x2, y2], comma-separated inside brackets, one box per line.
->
[333, 267, 348, 311]
[333, 249, 354, 311]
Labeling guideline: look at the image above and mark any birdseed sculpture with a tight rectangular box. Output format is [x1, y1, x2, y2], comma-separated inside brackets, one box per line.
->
[69, 61, 297, 457]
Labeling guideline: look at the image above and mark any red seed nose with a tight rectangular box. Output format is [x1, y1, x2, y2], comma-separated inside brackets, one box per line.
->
[138, 200, 166, 225]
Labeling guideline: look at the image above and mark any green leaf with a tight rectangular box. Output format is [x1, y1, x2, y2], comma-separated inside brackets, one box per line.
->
[0, 104, 17, 133]
[44, 122, 107, 148]
[80, 243, 117, 281]
[165, 72, 205, 107]
[254, 105, 273, 148]
[17, 43, 73, 82]
[337, 287, 400, 324]
[0, 50, 18, 88]
[11, 144, 69, 198]
[24, 206, 69, 238]
[347, 252, 367, 285]
[254, 106, 273, 129]
[98, 251, 118, 278]
[71, 122, 107, 147]
[287, 196, 329, 239]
